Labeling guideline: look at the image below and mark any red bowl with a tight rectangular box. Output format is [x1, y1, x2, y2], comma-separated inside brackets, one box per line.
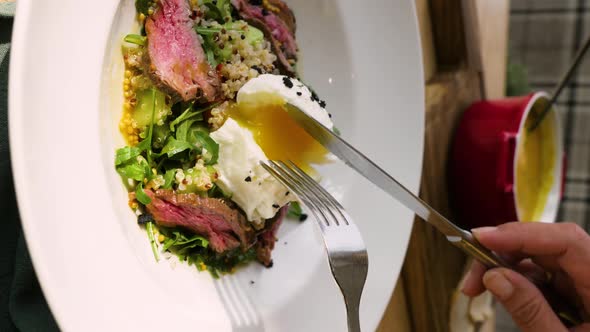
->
[449, 92, 564, 229]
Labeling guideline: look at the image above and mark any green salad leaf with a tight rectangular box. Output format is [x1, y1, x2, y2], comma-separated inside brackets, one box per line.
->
[135, 182, 152, 205]
[201, 0, 232, 22]
[175, 119, 197, 142]
[160, 228, 209, 252]
[116, 157, 150, 181]
[115, 146, 141, 166]
[191, 130, 219, 165]
[162, 169, 176, 189]
[135, 0, 151, 15]
[124, 34, 146, 46]
[146, 221, 160, 262]
[159, 137, 195, 158]
[287, 202, 308, 221]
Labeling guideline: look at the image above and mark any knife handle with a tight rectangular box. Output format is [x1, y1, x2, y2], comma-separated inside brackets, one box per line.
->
[451, 231, 583, 327]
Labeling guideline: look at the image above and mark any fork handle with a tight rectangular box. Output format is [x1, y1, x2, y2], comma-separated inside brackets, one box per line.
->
[343, 297, 361, 332]
[451, 231, 583, 327]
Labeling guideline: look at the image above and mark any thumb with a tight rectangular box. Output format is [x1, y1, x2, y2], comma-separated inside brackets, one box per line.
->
[483, 268, 567, 332]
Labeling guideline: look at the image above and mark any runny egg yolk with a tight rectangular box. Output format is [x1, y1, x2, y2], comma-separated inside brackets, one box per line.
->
[228, 92, 331, 173]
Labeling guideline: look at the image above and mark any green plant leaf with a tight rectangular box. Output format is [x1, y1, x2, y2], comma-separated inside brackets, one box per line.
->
[135, 182, 152, 205]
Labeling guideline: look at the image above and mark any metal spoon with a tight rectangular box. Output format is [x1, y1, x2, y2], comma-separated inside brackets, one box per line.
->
[528, 34, 590, 131]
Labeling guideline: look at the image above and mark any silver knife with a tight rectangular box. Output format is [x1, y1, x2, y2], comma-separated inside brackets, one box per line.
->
[283, 103, 582, 326]
[283, 104, 504, 267]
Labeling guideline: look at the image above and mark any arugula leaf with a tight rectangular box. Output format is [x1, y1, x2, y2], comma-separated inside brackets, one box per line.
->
[115, 146, 141, 166]
[152, 124, 171, 149]
[201, 0, 232, 22]
[124, 34, 146, 46]
[287, 202, 308, 221]
[159, 227, 209, 252]
[135, 0, 151, 15]
[146, 222, 160, 262]
[162, 169, 176, 189]
[191, 130, 219, 165]
[203, 2, 223, 21]
[159, 137, 195, 158]
[135, 182, 152, 205]
[219, 0, 232, 22]
[175, 119, 197, 142]
[170, 103, 195, 131]
[117, 161, 149, 181]
[205, 47, 217, 67]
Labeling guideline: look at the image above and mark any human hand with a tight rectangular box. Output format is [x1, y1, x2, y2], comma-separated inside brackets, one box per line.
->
[461, 222, 590, 332]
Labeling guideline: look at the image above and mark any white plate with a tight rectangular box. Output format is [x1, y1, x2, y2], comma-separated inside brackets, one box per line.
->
[9, 0, 424, 331]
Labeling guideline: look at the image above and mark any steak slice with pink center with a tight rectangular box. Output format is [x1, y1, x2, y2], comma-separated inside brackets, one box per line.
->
[144, 189, 255, 253]
[145, 0, 220, 101]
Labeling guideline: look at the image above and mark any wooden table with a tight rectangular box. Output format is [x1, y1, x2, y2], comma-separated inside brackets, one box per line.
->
[377, 0, 509, 331]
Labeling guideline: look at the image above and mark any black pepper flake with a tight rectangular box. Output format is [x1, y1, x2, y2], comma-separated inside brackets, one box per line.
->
[258, 182, 262, 186]
[228, 36, 233, 41]
[262, 8, 269, 16]
[310, 90, 320, 102]
[319, 100, 327, 108]
[329, 113, 332, 118]
[250, 0, 262, 5]
[250, 280, 255, 285]
[272, 204, 280, 209]
[244, 176, 252, 182]
[137, 213, 154, 225]
[285, 191, 290, 196]
[282, 76, 294, 88]
[266, 260, 274, 268]
[252, 65, 263, 74]
[299, 214, 308, 222]
[296, 91, 302, 96]
[241, 34, 246, 40]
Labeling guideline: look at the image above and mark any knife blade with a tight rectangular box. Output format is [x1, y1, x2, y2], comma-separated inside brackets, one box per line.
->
[284, 103, 463, 238]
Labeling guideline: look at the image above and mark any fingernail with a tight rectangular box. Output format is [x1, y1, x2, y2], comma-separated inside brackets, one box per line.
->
[483, 270, 514, 300]
[472, 226, 497, 236]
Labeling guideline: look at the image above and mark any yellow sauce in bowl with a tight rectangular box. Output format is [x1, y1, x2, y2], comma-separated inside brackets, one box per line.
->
[515, 101, 557, 222]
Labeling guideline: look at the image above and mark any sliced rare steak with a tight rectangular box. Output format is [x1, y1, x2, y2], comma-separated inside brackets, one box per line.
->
[231, 0, 298, 76]
[145, 0, 220, 102]
[143, 189, 255, 253]
[256, 205, 288, 267]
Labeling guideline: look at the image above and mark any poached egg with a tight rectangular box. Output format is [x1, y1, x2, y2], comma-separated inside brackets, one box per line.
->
[210, 74, 334, 225]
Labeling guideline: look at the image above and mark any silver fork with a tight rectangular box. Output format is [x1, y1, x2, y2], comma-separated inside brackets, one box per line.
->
[215, 274, 263, 332]
[261, 160, 369, 332]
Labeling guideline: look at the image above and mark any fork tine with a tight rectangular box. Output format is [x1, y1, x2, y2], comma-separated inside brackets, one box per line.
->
[283, 161, 348, 225]
[285, 161, 345, 210]
[273, 161, 341, 226]
[260, 161, 329, 227]
[216, 276, 244, 326]
[227, 276, 260, 326]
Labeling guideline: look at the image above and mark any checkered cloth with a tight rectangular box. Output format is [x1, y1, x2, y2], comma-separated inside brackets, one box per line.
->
[509, 0, 590, 229]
